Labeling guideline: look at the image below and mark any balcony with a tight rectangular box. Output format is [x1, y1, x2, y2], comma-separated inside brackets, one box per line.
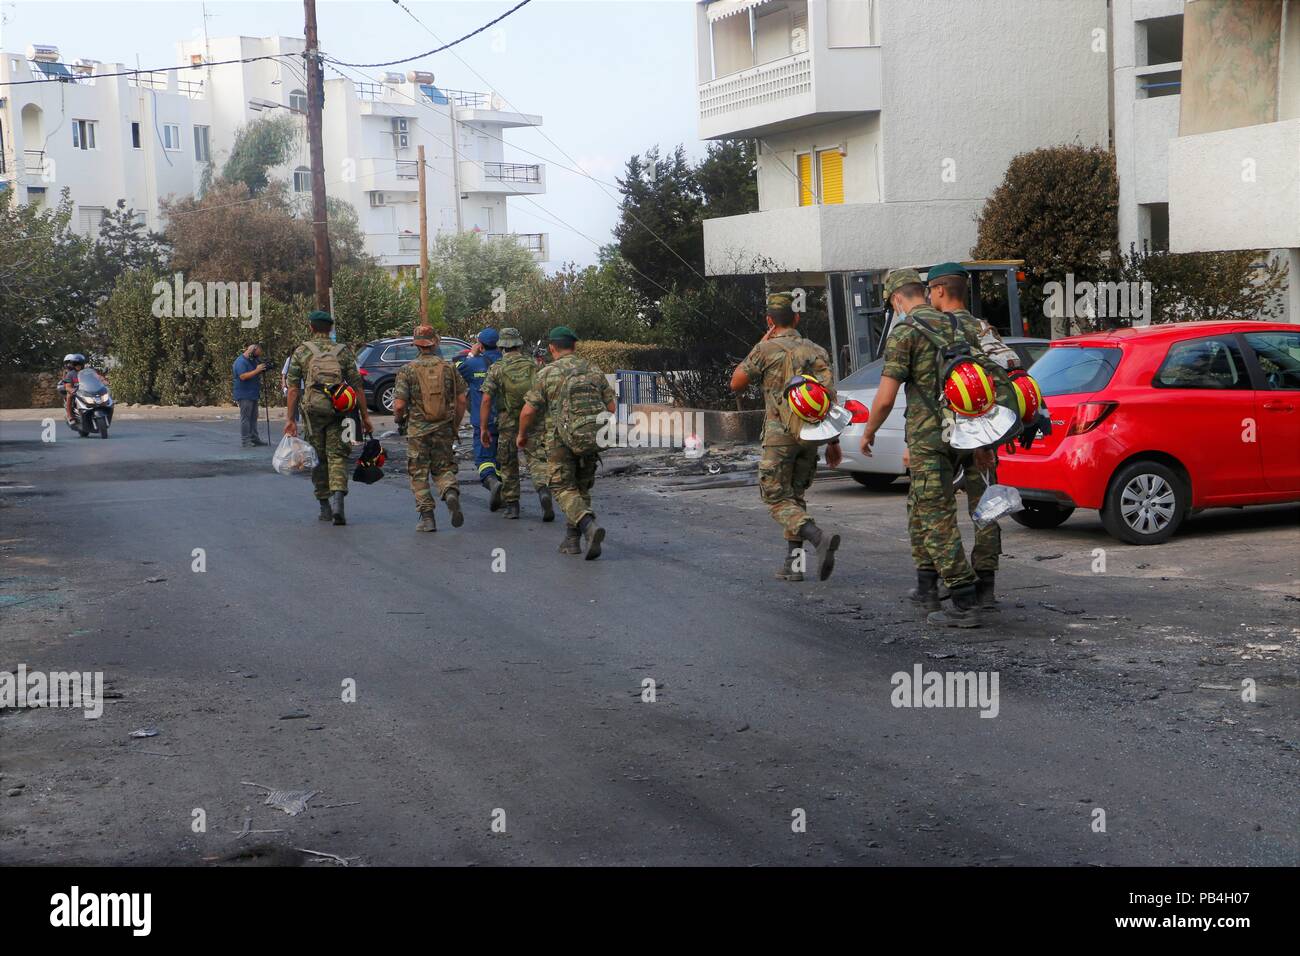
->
[357, 158, 420, 195]
[459, 160, 546, 195]
[1169, 119, 1300, 253]
[703, 201, 984, 276]
[697, 0, 881, 139]
[487, 232, 548, 261]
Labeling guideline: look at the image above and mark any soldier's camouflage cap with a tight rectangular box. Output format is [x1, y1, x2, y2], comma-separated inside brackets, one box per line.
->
[498, 327, 524, 348]
[548, 325, 578, 343]
[882, 268, 924, 300]
[412, 324, 438, 346]
[926, 261, 969, 282]
[766, 292, 795, 317]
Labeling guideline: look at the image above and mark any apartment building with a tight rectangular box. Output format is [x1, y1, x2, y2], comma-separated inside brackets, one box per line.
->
[694, 0, 1111, 373]
[0, 36, 548, 271]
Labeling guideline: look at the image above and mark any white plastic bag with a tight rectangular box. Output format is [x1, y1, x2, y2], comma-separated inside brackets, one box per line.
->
[972, 482, 1024, 528]
[272, 434, 318, 476]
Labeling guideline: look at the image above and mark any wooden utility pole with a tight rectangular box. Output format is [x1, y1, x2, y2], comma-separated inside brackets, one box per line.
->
[417, 144, 429, 323]
[303, 0, 331, 311]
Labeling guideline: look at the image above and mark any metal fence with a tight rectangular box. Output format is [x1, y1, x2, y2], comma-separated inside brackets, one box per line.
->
[484, 162, 540, 183]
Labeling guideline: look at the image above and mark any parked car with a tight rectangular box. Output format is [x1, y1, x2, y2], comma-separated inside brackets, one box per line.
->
[998, 322, 1300, 544]
[834, 338, 1050, 489]
[357, 335, 472, 413]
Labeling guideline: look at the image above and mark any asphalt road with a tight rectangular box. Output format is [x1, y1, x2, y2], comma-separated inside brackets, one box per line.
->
[1, 415, 1297, 866]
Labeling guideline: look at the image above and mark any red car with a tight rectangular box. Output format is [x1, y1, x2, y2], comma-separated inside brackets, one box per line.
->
[998, 321, 1300, 544]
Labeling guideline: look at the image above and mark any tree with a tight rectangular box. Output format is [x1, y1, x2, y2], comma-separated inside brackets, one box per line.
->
[695, 139, 757, 220]
[972, 144, 1119, 334]
[1118, 248, 1290, 324]
[429, 231, 541, 332]
[613, 145, 704, 308]
[91, 200, 168, 291]
[221, 114, 300, 196]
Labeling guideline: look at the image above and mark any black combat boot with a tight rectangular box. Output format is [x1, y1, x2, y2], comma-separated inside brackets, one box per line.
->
[558, 526, 582, 555]
[975, 572, 999, 611]
[578, 514, 605, 561]
[444, 490, 464, 528]
[798, 521, 841, 581]
[927, 584, 982, 628]
[537, 486, 555, 522]
[504, 501, 520, 519]
[416, 512, 436, 532]
[486, 475, 504, 512]
[318, 498, 333, 521]
[909, 570, 940, 614]
[330, 491, 346, 526]
[776, 541, 804, 582]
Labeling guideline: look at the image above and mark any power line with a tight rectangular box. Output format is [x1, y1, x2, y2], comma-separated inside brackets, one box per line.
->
[324, 0, 533, 69]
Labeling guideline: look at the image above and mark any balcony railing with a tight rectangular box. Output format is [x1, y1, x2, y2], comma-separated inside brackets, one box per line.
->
[484, 162, 540, 183]
[489, 232, 545, 256]
[700, 51, 812, 121]
[396, 160, 419, 179]
[397, 234, 422, 253]
[23, 150, 46, 175]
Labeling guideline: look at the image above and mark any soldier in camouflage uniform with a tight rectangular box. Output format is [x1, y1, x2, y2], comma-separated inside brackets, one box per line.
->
[731, 292, 842, 583]
[284, 310, 372, 525]
[479, 327, 554, 522]
[391, 325, 468, 532]
[519, 326, 616, 560]
[861, 269, 998, 628]
[926, 262, 1019, 610]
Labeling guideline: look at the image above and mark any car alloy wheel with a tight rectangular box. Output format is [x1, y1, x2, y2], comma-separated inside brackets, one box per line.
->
[379, 383, 396, 413]
[1119, 473, 1177, 536]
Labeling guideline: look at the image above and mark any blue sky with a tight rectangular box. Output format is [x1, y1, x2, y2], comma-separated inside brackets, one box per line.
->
[2, 0, 706, 268]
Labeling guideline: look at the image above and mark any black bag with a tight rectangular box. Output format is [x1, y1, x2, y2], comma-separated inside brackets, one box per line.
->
[352, 436, 386, 485]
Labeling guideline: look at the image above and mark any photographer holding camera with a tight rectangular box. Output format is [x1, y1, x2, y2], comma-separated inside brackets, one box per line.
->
[233, 343, 269, 448]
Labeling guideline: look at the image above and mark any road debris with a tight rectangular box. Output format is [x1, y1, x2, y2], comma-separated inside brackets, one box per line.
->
[128, 728, 159, 738]
[241, 781, 320, 815]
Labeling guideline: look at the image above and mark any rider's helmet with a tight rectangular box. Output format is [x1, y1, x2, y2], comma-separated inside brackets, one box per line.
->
[63, 353, 87, 368]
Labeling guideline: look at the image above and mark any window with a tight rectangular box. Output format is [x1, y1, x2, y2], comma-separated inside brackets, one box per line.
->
[289, 89, 308, 113]
[162, 124, 180, 151]
[72, 119, 96, 150]
[293, 166, 311, 193]
[1154, 337, 1249, 390]
[438, 341, 464, 362]
[1031, 346, 1122, 397]
[131, 122, 141, 149]
[26, 186, 47, 209]
[818, 149, 844, 205]
[1141, 203, 1169, 252]
[381, 345, 419, 364]
[193, 125, 210, 162]
[797, 153, 814, 206]
[78, 205, 106, 239]
[1244, 331, 1300, 390]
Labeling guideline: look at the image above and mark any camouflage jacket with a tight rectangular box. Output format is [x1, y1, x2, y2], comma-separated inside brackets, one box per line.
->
[740, 328, 834, 447]
[394, 352, 467, 438]
[481, 351, 538, 431]
[951, 308, 1019, 370]
[524, 353, 614, 440]
[286, 334, 362, 419]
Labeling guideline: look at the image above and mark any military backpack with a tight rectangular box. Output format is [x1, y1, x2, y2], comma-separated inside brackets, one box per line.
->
[497, 354, 537, 417]
[554, 362, 607, 455]
[303, 340, 346, 415]
[411, 358, 456, 425]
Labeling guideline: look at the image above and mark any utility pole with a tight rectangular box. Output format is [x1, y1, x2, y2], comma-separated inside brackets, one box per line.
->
[417, 144, 429, 323]
[303, 0, 331, 311]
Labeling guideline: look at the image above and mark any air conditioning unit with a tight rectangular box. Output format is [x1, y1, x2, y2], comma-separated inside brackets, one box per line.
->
[369, 192, 387, 207]
[396, 133, 410, 149]
[392, 117, 409, 133]
[27, 44, 60, 63]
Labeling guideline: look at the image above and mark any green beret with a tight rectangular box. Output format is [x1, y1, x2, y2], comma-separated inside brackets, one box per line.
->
[882, 268, 924, 300]
[547, 325, 578, 343]
[766, 292, 795, 316]
[307, 309, 334, 326]
[926, 262, 969, 282]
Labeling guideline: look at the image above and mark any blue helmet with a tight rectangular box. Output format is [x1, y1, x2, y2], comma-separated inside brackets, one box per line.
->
[477, 328, 499, 348]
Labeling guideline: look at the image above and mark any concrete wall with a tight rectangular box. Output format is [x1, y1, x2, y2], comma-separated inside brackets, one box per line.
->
[756, 114, 880, 209]
[877, 0, 1109, 205]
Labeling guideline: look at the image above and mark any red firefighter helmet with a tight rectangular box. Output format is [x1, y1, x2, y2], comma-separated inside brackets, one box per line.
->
[1008, 369, 1043, 422]
[327, 382, 358, 414]
[943, 361, 996, 417]
[785, 375, 832, 424]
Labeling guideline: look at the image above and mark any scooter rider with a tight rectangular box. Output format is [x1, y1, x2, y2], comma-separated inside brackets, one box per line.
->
[60, 354, 87, 425]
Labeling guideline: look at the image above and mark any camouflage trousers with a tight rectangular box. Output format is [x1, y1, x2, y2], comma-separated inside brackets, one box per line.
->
[548, 438, 598, 527]
[758, 440, 819, 540]
[407, 426, 459, 514]
[496, 423, 550, 503]
[304, 412, 350, 498]
[962, 459, 1001, 573]
[907, 450, 978, 590]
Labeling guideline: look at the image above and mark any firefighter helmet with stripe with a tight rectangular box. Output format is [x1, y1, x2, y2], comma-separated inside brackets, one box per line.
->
[943, 360, 996, 417]
[785, 375, 832, 424]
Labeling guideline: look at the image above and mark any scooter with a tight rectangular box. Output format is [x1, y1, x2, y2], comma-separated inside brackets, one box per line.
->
[67, 368, 114, 439]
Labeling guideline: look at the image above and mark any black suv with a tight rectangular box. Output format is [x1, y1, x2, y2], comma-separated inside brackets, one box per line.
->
[357, 335, 472, 413]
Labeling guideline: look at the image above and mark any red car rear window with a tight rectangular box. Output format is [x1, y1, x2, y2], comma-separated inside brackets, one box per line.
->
[1031, 346, 1122, 397]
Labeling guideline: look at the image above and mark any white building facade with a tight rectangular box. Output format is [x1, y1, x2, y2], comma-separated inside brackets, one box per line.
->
[0, 36, 548, 271]
[694, 0, 1111, 372]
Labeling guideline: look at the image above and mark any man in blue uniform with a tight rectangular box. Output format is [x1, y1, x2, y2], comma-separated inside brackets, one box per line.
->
[458, 327, 504, 508]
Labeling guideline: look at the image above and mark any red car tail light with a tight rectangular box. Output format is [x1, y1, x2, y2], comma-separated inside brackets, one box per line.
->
[359, 368, 369, 376]
[1068, 401, 1117, 436]
[843, 399, 870, 424]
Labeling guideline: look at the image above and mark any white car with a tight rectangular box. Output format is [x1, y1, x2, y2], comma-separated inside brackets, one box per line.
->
[833, 338, 1050, 490]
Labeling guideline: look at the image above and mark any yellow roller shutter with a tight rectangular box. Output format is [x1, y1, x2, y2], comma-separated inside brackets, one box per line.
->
[818, 149, 844, 205]
[797, 153, 814, 206]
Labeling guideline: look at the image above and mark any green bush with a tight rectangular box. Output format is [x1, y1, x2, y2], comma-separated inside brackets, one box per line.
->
[575, 340, 670, 373]
[99, 269, 164, 403]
